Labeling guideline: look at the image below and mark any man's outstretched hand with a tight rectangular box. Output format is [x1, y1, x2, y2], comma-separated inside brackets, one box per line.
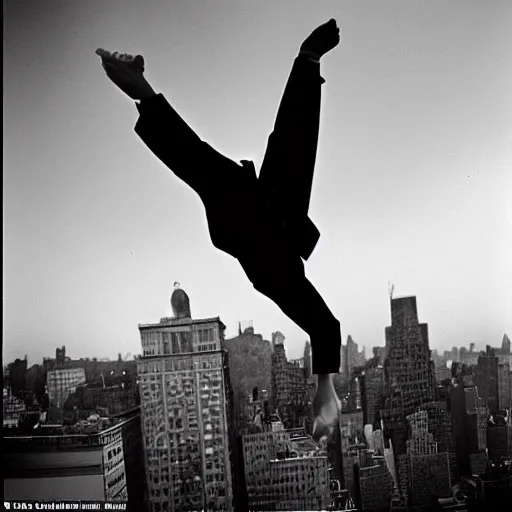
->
[96, 48, 156, 100]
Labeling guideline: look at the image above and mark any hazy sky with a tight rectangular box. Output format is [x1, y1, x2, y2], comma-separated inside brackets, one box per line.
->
[4, 0, 511, 367]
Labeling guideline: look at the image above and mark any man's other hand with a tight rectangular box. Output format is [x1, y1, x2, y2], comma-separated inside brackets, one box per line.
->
[96, 48, 155, 100]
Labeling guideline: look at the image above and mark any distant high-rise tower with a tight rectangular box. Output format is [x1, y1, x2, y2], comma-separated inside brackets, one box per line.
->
[303, 341, 312, 380]
[138, 287, 234, 512]
[383, 296, 435, 417]
[341, 335, 365, 382]
[475, 346, 499, 414]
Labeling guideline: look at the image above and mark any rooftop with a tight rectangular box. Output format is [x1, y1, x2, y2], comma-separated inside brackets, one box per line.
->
[138, 316, 225, 330]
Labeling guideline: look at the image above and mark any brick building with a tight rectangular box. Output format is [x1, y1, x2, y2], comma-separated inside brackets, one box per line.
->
[223, 326, 273, 435]
[271, 332, 309, 430]
[360, 364, 384, 428]
[137, 286, 234, 512]
[409, 452, 452, 510]
[46, 367, 86, 422]
[358, 463, 394, 512]
[43, 346, 138, 387]
[487, 414, 512, 461]
[268, 456, 330, 511]
[241, 427, 329, 510]
[380, 392, 408, 458]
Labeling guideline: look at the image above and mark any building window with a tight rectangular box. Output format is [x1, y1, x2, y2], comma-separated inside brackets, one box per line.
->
[171, 332, 180, 354]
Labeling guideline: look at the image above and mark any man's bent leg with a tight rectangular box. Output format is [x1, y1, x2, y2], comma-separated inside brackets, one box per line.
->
[258, 20, 340, 220]
[268, 276, 341, 375]
[239, 251, 341, 373]
[258, 56, 323, 219]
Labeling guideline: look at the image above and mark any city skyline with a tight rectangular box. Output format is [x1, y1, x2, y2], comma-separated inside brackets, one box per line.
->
[4, 291, 512, 510]
[4, 0, 511, 365]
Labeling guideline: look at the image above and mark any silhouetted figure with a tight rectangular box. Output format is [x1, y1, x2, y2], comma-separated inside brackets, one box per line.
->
[97, 19, 342, 439]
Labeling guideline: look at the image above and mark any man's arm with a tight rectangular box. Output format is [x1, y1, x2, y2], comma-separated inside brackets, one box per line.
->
[96, 49, 209, 191]
[95, 48, 255, 196]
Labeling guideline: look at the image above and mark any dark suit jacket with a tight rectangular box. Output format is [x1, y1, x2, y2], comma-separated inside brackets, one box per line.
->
[134, 94, 320, 260]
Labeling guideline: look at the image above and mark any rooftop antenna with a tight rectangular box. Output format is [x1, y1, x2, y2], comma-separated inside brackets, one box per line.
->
[388, 282, 395, 300]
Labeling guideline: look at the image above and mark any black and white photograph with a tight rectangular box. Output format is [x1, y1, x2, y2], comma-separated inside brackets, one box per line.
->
[3, 1, 511, 511]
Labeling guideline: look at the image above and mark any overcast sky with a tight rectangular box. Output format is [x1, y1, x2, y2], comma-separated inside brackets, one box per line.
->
[4, 0, 511, 367]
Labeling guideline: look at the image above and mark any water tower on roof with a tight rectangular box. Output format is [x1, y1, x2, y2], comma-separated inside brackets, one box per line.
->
[171, 282, 191, 319]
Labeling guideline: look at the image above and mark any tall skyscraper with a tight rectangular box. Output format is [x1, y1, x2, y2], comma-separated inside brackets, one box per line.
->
[341, 336, 366, 382]
[360, 364, 384, 428]
[138, 285, 234, 512]
[303, 340, 312, 380]
[497, 362, 511, 410]
[384, 296, 435, 417]
[475, 346, 499, 414]
[495, 333, 511, 365]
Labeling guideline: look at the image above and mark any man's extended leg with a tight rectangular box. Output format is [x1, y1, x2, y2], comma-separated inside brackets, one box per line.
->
[237, 248, 342, 440]
[258, 19, 340, 220]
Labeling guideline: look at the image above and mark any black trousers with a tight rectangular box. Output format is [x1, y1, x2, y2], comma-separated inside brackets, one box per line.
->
[237, 56, 341, 375]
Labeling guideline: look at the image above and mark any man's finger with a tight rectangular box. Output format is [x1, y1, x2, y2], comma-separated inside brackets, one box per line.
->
[96, 48, 112, 58]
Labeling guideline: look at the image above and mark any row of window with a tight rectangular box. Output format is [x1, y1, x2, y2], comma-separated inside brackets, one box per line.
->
[139, 355, 224, 374]
[198, 343, 217, 352]
[141, 328, 216, 352]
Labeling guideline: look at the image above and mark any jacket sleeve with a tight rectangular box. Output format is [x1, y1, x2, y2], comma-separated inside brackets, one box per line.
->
[134, 94, 210, 192]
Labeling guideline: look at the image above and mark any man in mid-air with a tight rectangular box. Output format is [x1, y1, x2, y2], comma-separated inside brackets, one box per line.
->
[97, 19, 342, 440]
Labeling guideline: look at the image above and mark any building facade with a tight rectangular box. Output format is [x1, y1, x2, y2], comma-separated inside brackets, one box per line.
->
[241, 428, 329, 510]
[46, 367, 86, 423]
[138, 289, 234, 512]
[361, 365, 384, 428]
[497, 362, 511, 410]
[3, 413, 142, 504]
[384, 296, 435, 417]
[475, 347, 499, 414]
[358, 463, 395, 512]
[271, 333, 309, 430]
[223, 326, 272, 435]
